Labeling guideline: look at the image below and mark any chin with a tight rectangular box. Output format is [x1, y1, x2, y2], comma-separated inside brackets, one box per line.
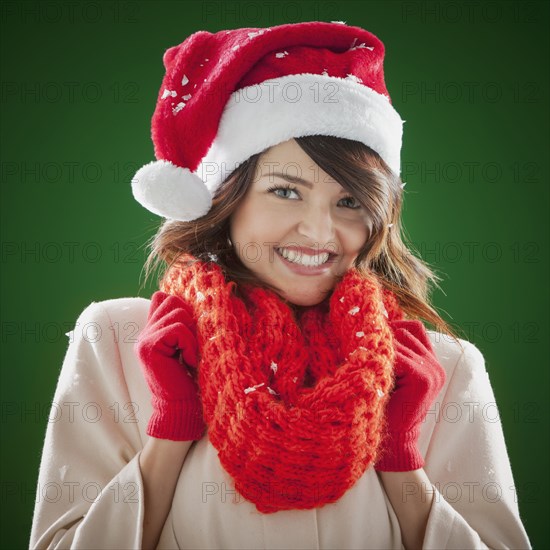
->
[281, 290, 332, 308]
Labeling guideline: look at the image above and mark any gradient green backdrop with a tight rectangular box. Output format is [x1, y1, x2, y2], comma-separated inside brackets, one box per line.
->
[1, 1, 548, 548]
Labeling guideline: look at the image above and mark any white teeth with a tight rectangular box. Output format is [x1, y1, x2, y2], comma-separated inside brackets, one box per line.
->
[277, 248, 330, 267]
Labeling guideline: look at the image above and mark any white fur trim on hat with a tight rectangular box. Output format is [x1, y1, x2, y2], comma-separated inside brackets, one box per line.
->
[131, 74, 403, 222]
[196, 73, 404, 196]
[131, 160, 212, 221]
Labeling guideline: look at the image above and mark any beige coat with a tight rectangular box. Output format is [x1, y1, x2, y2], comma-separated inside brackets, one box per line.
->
[29, 297, 532, 549]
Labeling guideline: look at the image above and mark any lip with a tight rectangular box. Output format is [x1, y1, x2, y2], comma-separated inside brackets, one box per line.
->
[275, 247, 335, 276]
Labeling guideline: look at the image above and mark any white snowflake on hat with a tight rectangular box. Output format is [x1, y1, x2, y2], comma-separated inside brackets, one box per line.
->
[131, 21, 404, 222]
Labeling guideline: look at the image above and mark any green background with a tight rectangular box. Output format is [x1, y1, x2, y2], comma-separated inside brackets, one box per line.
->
[1, 0, 548, 548]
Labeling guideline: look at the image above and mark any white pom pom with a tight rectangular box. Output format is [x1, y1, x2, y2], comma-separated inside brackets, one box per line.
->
[131, 160, 212, 221]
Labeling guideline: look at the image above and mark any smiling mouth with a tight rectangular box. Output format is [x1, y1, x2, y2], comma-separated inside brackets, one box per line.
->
[275, 247, 337, 267]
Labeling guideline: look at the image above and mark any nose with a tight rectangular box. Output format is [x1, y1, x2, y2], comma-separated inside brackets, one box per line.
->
[296, 202, 336, 248]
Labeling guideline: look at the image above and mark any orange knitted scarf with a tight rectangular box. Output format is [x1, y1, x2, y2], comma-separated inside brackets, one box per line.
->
[161, 254, 404, 513]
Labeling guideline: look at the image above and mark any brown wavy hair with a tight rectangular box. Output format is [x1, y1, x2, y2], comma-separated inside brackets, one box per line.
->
[140, 135, 465, 344]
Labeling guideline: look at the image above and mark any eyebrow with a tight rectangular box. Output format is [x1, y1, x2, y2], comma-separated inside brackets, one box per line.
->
[263, 171, 348, 194]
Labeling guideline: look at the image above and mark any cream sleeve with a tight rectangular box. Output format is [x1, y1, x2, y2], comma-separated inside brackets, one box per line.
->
[29, 300, 151, 549]
[421, 339, 532, 549]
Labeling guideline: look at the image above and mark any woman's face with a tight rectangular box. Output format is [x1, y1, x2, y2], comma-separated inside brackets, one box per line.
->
[228, 138, 370, 307]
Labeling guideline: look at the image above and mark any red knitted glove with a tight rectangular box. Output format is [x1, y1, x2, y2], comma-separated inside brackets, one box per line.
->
[375, 320, 446, 472]
[135, 291, 205, 441]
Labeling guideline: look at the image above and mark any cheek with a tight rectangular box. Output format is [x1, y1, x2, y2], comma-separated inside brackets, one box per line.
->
[250, 207, 289, 237]
[230, 203, 281, 255]
[229, 201, 257, 240]
[342, 224, 369, 255]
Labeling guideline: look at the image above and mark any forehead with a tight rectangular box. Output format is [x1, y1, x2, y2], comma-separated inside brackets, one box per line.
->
[254, 139, 343, 190]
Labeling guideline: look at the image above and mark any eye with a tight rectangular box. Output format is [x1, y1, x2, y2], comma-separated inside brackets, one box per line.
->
[339, 196, 362, 210]
[267, 184, 361, 210]
[266, 184, 300, 199]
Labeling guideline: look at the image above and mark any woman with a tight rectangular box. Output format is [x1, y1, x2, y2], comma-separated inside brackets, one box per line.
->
[29, 21, 531, 549]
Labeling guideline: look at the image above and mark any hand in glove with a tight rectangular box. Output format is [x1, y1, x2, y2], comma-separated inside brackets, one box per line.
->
[135, 291, 205, 441]
[375, 320, 446, 471]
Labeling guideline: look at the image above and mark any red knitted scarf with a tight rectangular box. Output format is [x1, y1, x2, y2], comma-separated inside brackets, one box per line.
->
[160, 255, 404, 513]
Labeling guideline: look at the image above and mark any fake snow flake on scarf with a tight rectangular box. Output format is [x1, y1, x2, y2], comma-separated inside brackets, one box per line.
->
[160, 254, 404, 513]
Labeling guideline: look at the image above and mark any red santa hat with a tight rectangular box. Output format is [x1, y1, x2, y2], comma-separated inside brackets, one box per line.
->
[131, 21, 404, 222]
